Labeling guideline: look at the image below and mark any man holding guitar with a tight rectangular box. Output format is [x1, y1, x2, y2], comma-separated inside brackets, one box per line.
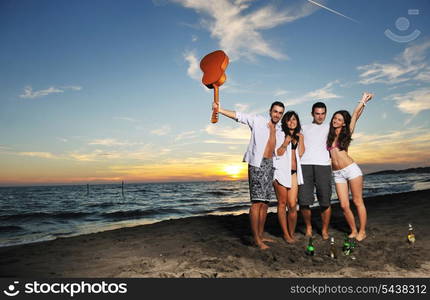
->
[213, 101, 285, 250]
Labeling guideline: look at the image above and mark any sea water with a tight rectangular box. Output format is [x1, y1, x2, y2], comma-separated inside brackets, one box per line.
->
[1, 172, 429, 247]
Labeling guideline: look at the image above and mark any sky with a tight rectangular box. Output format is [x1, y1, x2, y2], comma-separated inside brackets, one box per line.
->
[0, 0, 429, 186]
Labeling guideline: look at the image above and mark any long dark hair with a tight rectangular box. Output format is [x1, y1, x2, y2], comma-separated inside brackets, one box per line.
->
[327, 110, 352, 151]
[281, 111, 301, 141]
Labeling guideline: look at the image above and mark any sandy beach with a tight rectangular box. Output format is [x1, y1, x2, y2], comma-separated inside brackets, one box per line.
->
[1, 189, 429, 278]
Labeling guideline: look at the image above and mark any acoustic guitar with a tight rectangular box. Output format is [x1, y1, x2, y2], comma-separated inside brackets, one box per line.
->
[200, 50, 229, 123]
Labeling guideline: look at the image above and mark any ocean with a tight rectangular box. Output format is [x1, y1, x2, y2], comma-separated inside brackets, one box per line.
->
[1, 172, 430, 247]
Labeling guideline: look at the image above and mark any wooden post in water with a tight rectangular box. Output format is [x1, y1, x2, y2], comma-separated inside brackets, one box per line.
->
[87, 184, 89, 196]
[121, 180, 125, 198]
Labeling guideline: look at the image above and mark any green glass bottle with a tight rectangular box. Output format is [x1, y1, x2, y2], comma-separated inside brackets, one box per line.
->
[306, 237, 315, 256]
[342, 234, 352, 256]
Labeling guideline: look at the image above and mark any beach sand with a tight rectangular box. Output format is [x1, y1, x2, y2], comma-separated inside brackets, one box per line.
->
[1, 189, 429, 278]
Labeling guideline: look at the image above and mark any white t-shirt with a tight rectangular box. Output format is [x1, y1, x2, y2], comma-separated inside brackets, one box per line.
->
[300, 123, 331, 166]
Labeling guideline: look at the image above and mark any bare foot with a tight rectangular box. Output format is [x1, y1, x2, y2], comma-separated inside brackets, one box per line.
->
[305, 229, 313, 238]
[257, 242, 270, 250]
[262, 237, 276, 243]
[348, 232, 358, 239]
[283, 235, 296, 244]
[322, 232, 329, 240]
[356, 232, 367, 241]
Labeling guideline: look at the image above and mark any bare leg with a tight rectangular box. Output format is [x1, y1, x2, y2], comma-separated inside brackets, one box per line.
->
[320, 206, 331, 240]
[335, 182, 358, 238]
[250, 202, 269, 249]
[274, 180, 294, 243]
[301, 207, 312, 237]
[259, 202, 275, 243]
[286, 174, 298, 241]
[349, 176, 367, 241]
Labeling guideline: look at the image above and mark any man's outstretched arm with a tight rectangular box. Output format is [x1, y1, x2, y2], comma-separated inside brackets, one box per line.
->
[213, 102, 236, 120]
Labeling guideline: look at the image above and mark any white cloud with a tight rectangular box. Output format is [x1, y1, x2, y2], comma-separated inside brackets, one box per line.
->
[18, 152, 58, 159]
[88, 139, 134, 147]
[113, 116, 139, 123]
[61, 85, 82, 91]
[175, 130, 197, 141]
[357, 40, 430, 85]
[19, 85, 82, 99]
[151, 125, 171, 136]
[286, 80, 341, 106]
[274, 89, 289, 97]
[205, 124, 250, 142]
[184, 50, 201, 80]
[173, 0, 319, 60]
[390, 88, 430, 115]
[234, 103, 249, 112]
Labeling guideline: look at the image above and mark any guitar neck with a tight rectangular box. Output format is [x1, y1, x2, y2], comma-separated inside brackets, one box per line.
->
[211, 85, 219, 123]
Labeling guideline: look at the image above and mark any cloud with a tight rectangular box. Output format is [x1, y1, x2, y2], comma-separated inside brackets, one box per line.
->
[350, 128, 430, 165]
[389, 88, 430, 115]
[234, 103, 249, 112]
[274, 89, 289, 97]
[173, 0, 319, 60]
[205, 124, 250, 143]
[151, 125, 171, 136]
[357, 40, 430, 85]
[113, 116, 139, 123]
[61, 85, 82, 91]
[68, 144, 171, 162]
[286, 80, 341, 106]
[184, 50, 201, 80]
[18, 152, 58, 159]
[68, 150, 116, 162]
[19, 85, 82, 99]
[175, 130, 198, 141]
[88, 138, 134, 147]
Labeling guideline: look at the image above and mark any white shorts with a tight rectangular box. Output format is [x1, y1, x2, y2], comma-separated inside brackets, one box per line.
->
[332, 163, 363, 184]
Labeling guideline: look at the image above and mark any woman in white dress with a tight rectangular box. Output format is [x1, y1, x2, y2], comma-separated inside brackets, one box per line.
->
[273, 111, 305, 243]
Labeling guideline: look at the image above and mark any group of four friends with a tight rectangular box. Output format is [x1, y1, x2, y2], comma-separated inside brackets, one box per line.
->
[213, 92, 373, 250]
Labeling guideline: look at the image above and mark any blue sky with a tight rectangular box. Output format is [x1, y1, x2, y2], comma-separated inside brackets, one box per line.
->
[1, 0, 429, 185]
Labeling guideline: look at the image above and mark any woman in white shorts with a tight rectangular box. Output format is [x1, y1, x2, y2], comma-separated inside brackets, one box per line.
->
[326, 92, 373, 241]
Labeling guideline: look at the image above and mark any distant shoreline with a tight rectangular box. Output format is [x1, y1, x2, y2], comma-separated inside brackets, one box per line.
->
[1, 166, 430, 188]
[366, 166, 430, 176]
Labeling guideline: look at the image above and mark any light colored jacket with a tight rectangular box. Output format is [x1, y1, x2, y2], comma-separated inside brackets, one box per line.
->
[236, 112, 282, 168]
[273, 131, 304, 188]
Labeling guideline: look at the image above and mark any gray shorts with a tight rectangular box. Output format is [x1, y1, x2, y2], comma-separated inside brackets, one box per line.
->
[248, 158, 274, 203]
[298, 165, 332, 207]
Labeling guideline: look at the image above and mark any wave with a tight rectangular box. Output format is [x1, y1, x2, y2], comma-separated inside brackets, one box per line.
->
[215, 204, 250, 212]
[0, 211, 91, 221]
[0, 225, 24, 232]
[86, 202, 118, 208]
[195, 191, 229, 197]
[101, 208, 182, 220]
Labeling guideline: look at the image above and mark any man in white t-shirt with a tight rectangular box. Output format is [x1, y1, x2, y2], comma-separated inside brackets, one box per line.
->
[299, 102, 332, 240]
[214, 101, 285, 250]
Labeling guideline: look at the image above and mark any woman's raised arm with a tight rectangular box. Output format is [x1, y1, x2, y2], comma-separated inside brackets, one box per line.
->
[350, 92, 373, 134]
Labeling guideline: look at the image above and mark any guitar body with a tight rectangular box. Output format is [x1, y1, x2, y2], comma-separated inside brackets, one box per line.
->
[200, 50, 229, 123]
